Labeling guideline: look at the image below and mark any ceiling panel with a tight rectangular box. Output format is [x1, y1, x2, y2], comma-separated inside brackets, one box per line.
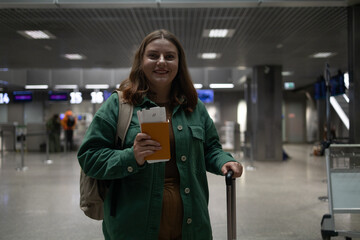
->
[0, 3, 352, 90]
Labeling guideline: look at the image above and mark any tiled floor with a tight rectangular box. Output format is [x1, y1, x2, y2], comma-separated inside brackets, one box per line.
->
[0, 144, 359, 240]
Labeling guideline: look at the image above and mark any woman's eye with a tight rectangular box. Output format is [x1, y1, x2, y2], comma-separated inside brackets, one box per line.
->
[146, 53, 176, 60]
[148, 53, 158, 59]
[166, 55, 175, 60]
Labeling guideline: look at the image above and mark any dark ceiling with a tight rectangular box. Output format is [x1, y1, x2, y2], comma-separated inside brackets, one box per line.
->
[0, 0, 358, 90]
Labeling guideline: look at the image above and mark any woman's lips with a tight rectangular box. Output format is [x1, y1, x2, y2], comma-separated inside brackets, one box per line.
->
[154, 69, 168, 74]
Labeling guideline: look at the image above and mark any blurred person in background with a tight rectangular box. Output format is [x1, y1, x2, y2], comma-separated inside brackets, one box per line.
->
[61, 110, 77, 151]
[46, 114, 61, 152]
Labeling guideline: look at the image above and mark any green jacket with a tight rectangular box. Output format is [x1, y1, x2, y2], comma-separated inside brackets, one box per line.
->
[77, 93, 237, 240]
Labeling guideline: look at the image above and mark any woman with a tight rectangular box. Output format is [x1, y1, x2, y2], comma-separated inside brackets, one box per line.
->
[78, 29, 243, 240]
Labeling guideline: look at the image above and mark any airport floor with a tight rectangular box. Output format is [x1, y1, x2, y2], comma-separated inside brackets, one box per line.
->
[0, 144, 359, 240]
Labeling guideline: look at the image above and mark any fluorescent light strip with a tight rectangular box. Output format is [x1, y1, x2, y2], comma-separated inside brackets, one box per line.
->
[203, 29, 235, 38]
[194, 84, 203, 89]
[310, 52, 336, 58]
[282, 71, 293, 76]
[343, 94, 349, 103]
[237, 66, 247, 70]
[54, 84, 78, 90]
[25, 85, 48, 89]
[209, 83, 234, 89]
[200, 53, 219, 59]
[18, 30, 56, 39]
[26, 31, 50, 39]
[64, 54, 86, 60]
[209, 29, 228, 38]
[330, 96, 349, 130]
[85, 84, 109, 89]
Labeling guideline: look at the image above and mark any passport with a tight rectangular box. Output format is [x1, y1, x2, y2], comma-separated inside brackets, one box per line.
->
[137, 107, 170, 163]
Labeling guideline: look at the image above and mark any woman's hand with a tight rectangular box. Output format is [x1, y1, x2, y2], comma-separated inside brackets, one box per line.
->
[221, 161, 243, 178]
[133, 133, 162, 166]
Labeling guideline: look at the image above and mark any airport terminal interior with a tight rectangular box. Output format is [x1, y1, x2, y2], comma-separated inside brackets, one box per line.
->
[1, 1, 360, 240]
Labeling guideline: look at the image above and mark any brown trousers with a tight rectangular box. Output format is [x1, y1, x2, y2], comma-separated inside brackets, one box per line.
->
[158, 178, 183, 240]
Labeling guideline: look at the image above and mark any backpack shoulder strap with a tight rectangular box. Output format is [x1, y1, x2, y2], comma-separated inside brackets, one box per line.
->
[114, 90, 133, 149]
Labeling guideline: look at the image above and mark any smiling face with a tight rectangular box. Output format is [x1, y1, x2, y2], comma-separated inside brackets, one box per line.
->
[142, 38, 179, 96]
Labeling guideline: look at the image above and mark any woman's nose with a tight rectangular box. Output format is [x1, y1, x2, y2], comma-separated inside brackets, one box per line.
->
[157, 54, 165, 64]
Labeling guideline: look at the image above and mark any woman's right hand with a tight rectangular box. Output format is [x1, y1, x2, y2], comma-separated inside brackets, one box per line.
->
[133, 133, 162, 166]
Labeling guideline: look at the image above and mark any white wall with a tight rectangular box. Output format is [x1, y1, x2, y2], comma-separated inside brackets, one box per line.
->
[24, 101, 44, 124]
[0, 104, 7, 123]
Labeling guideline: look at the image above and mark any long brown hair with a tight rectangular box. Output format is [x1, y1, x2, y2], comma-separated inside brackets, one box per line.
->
[119, 29, 197, 112]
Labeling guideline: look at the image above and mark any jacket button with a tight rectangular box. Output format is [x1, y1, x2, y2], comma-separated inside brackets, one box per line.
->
[127, 166, 134, 173]
[184, 188, 190, 194]
[181, 155, 187, 162]
[177, 125, 183, 131]
[187, 218, 192, 224]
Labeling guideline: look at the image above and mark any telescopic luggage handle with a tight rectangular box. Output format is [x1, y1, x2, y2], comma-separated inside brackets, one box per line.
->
[225, 170, 234, 186]
[226, 170, 237, 240]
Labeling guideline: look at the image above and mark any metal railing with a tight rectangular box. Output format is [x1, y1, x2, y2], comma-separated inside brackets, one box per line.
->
[15, 131, 53, 171]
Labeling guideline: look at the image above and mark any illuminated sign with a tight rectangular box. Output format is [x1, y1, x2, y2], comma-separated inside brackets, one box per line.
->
[48, 91, 68, 101]
[196, 89, 214, 103]
[13, 91, 33, 102]
[91, 91, 104, 104]
[284, 82, 295, 90]
[70, 92, 82, 104]
[0, 93, 10, 104]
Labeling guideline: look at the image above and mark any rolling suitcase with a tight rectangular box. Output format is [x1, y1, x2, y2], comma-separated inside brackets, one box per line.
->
[226, 170, 237, 240]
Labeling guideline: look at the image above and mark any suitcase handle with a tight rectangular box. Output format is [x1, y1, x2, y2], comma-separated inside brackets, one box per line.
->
[225, 170, 234, 186]
[225, 170, 236, 240]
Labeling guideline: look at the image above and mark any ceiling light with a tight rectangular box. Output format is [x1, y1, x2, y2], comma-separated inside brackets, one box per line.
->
[210, 29, 228, 37]
[203, 29, 235, 38]
[282, 71, 293, 76]
[63, 54, 86, 60]
[237, 66, 247, 70]
[199, 53, 220, 59]
[25, 85, 48, 89]
[17, 30, 56, 39]
[310, 52, 336, 58]
[54, 84, 78, 90]
[209, 83, 234, 89]
[194, 84, 203, 89]
[85, 84, 109, 89]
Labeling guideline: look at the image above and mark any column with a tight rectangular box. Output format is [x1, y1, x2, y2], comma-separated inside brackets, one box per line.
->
[249, 65, 283, 161]
[348, 4, 360, 143]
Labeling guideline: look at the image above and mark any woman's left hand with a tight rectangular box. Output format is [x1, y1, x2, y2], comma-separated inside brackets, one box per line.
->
[221, 161, 243, 178]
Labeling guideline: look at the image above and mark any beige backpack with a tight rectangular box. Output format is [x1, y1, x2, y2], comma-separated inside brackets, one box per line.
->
[79, 90, 133, 220]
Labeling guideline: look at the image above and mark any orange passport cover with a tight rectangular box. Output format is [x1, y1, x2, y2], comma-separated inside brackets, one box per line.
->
[141, 122, 170, 161]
